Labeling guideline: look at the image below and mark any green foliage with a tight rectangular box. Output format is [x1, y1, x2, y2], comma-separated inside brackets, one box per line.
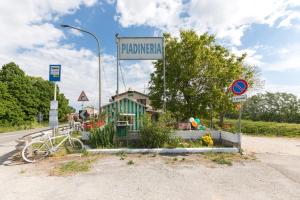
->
[89, 123, 115, 148]
[140, 112, 177, 148]
[0, 62, 74, 127]
[201, 134, 214, 146]
[149, 30, 255, 122]
[242, 92, 300, 123]
[219, 119, 300, 137]
[0, 82, 25, 126]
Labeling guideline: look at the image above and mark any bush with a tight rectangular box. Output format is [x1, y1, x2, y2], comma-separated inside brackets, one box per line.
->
[89, 123, 115, 148]
[140, 112, 177, 148]
[201, 134, 213, 146]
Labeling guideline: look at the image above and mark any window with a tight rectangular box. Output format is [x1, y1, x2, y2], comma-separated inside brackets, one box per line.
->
[137, 99, 146, 105]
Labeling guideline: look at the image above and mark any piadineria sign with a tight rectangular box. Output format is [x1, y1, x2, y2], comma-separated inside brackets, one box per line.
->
[118, 37, 163, 60]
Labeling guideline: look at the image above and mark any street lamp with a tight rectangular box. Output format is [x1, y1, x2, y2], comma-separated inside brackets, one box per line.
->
[60, 24, 102, 112]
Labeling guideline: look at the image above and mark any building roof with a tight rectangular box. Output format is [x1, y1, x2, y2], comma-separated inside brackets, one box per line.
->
[102, 96, 146, 108]
[112, 90, 149, 99]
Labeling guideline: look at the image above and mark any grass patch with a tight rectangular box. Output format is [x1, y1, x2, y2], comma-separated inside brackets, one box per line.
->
[0, 121, 48, 133]
[203, 153, 234, 166]
[52, 160, 93, 175]
[117, 151, 128, 160]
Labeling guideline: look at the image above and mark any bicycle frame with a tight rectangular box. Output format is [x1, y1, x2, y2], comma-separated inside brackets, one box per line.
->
[46, 132, 72, 153]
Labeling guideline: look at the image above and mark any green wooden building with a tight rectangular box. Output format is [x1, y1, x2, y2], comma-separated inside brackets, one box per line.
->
[102, 97, 146, 131]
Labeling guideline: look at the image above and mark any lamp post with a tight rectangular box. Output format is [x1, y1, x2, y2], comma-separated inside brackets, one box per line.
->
[60, 24, 101, 112]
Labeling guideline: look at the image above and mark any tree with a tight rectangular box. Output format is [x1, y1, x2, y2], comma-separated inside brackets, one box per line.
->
[242, 92, 300, 123]
[0, 62, 39, 121]
[0, 62, 75, 126]
[0, 82, 25, 126]
[149, 30, 255, 124]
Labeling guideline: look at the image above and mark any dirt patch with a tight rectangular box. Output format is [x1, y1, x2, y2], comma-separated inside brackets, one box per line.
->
[110, 152, 256, 169]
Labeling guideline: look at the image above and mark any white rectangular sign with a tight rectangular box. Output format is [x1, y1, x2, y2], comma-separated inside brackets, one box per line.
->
[232, 94, 247, 102]
[50, 101, 58, 110]
[118, 37, 163, 60]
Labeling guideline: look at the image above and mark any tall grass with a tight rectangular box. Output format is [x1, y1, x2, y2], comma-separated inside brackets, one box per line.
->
[89, 123, 115, 148]
[213, 119, 300, 137]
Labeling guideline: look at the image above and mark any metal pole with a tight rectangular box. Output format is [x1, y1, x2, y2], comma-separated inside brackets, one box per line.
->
[54, 83, 57, 101]
[163, 37, 166, 111]
[60, 24, 101, 112]
[98, 46, 101, 113]
[53, 83, 57, 137]
[116, 34, 119, 96]
[238, 103, 243, 152]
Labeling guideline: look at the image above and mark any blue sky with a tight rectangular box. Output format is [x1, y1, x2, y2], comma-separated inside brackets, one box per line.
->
[0, 0, 300, 110]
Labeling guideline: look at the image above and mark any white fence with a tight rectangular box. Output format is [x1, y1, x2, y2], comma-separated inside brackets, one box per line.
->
[174, 130, 239, 146]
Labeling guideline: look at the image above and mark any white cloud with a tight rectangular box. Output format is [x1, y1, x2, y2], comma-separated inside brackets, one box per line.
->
[0, 0, 156, 110]
[230, 46, 264, 66]
[69, 28, 84, 36]
[115, 0, 185, 34]
[115, 0, 300, 45]
[262, 43, 300, 71]
[263, 82, 300, 97]
[0, 0, 98, 53]
[0, 0, 101, 110]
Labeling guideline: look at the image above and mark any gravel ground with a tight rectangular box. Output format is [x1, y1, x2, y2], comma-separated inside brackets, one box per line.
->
[0, 135, 299, 200]
[242, 135, 300, 155]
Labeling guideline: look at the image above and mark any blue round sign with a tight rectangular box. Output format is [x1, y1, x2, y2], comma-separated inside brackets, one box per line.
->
[231, 79, 248, 95]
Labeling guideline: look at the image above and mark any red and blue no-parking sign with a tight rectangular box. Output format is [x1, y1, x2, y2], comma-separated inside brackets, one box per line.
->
[231, 79, 248, 95]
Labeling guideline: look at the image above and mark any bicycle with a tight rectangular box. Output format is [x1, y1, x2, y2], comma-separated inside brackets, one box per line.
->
[22, 130, 84, 163]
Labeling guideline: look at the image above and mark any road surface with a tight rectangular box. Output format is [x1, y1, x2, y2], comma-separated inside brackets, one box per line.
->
[0, 132, 299, 200]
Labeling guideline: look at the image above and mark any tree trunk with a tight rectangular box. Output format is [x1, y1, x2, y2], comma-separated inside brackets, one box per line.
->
[218, 113, 224, 128]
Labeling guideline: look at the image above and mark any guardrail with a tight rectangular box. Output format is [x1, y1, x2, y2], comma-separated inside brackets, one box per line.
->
[15, 124, 71, 151]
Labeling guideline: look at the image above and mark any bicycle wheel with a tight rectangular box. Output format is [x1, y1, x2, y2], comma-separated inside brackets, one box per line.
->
[64, 138, 84, 153]
[22, 141, 50, 163]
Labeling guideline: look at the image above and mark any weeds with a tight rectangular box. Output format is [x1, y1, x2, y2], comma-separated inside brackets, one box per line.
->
[127, 160, 134, 165]
[51, 158, 96, 176]
[203, 153, 234, 166]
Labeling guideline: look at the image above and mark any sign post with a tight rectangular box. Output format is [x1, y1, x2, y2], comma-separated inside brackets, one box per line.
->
[231, 79, 248, 152]
[115, 36, 166, 110]
[78, 91, 89, 130]
[49, 64, 61, 137]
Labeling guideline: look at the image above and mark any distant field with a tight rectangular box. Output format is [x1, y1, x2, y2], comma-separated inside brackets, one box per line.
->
[0, 122, 48, 133]
[213, 119, 300, 137]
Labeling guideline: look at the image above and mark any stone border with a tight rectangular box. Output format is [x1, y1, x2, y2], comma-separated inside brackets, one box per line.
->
[87, 147, 239, 154]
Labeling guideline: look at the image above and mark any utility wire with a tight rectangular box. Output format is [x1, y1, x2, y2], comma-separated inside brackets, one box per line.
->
[119, 62, 127, 91]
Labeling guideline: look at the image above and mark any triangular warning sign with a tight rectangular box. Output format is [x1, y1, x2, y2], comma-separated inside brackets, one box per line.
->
[77, 91, 89, 101]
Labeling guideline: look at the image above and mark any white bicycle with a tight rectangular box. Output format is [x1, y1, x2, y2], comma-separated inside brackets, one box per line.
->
[22, 130, 84, 163]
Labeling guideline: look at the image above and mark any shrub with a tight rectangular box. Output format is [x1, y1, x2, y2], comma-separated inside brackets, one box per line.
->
[140, 112, 177, 148]
[201, 134, 213, 146]
[89, 123, 115, 148]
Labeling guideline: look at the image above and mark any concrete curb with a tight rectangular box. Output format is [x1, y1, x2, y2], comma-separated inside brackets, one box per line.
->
[87, 147, 239, 154]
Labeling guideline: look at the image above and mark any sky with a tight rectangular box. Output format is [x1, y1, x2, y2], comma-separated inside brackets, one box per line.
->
[0, 0, 300, 111]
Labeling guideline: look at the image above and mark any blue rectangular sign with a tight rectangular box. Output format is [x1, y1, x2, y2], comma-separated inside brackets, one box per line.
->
[49, 64, 61, 82]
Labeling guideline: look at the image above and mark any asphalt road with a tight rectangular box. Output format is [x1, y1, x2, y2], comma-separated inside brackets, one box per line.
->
[0, 127, 52, 144]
